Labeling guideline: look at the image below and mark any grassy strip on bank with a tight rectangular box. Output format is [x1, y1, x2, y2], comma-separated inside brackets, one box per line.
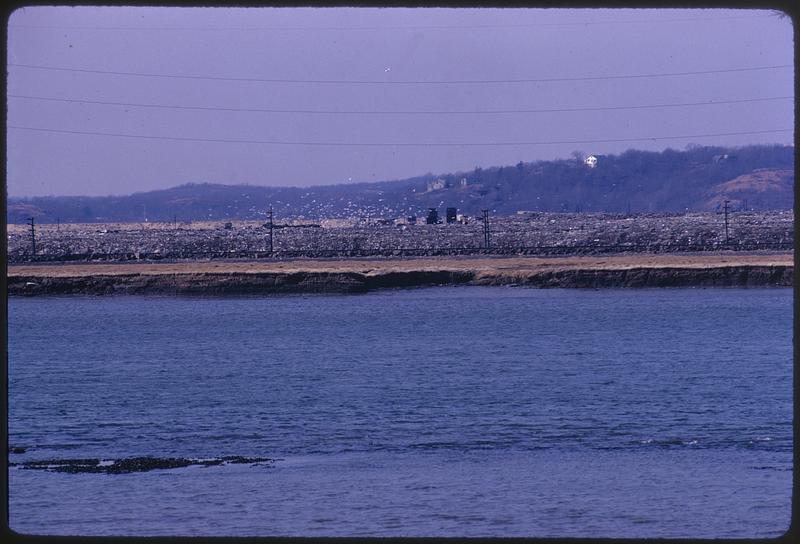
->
[7, 252, 794, 277]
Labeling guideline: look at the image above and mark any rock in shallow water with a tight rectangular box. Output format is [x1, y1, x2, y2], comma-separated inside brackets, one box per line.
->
[10, 455, 275, 474]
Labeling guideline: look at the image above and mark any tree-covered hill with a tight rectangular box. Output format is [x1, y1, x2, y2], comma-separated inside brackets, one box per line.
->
[6, 144, 794, 223]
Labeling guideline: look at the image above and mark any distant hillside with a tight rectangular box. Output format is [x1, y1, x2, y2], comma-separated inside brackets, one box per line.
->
[6, 144, 794, 223]
[704, 169, 794, 211]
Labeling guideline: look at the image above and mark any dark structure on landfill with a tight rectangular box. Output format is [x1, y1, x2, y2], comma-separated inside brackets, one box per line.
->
[446, 207, 457, 224]
[426, 208, 439, 225]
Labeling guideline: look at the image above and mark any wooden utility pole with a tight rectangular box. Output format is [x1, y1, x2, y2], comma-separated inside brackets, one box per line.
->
[268, 204, 274, 255]
[482, 209, 491, 249]
[723, 200, 730, 244]
[27, 217, 36, 256]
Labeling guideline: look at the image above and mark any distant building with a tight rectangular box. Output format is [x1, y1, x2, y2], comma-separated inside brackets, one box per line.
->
[446, 207, 457, 223]
[584, 155, 598, 168]
[459, 178, 468, 187]
[713, 154, 737, 163]
[407, 215, 417, 225]
[427, 179, 446, 192]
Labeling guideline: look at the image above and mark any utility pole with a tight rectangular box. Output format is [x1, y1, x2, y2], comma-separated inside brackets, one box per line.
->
[268, 204, 274, 255]
[27, 217, 36, 257]
[482, 209, 491, 249]
[723, 200, 730, 244]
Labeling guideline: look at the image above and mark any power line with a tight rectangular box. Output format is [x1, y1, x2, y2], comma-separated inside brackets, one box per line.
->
[7, 13, 775, 31]
[8, 62, 792, 85]
[8, 94, 792, 115]
[8, 125, 792, 147]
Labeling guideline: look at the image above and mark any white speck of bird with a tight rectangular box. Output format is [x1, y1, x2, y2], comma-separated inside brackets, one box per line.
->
[384, 67, 391, 72]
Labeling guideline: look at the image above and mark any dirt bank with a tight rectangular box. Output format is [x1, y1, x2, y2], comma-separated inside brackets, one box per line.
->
[7, 253, 793, 295]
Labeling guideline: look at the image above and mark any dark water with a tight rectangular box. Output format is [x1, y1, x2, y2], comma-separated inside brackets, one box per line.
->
[7, 287, 793, 537]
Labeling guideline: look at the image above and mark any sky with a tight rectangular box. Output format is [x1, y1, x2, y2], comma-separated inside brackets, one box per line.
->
[5, 5, 795, 197]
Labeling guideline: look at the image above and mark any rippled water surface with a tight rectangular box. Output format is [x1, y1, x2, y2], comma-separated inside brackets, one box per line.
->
[8, 287, 793, 537]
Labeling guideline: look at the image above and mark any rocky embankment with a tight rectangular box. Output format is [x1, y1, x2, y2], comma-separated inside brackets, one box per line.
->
[7, 255, 793, 295]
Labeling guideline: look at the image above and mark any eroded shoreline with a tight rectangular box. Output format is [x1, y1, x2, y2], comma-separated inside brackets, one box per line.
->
[7, 253, 794, 295]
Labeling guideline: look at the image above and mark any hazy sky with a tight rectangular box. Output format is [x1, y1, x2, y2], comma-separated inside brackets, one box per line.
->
[6, 6, 794, 197]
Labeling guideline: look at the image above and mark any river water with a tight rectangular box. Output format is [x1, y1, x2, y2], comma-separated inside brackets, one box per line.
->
[7, 287, 793, 537]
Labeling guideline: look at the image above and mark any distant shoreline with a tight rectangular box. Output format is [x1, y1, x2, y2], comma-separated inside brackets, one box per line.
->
[7, 253, 793, 296]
